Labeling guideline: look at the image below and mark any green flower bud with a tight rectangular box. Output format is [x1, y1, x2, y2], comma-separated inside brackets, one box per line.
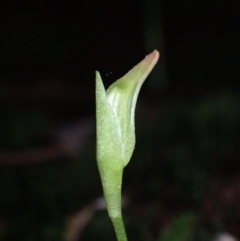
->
[96, 50, 159, 218]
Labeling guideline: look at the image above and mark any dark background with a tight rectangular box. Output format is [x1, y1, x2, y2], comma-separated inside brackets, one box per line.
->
[0, 1, 240, 241]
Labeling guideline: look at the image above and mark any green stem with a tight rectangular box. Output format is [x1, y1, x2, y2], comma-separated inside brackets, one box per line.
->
[111, 216, 128, 241]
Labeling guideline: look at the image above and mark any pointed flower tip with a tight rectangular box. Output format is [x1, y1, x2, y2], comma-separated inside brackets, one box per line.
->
[129, 50, 159, 81]
[133, 50, 160, 76]
[144, 50, 160, 66]
[95, 71, 101, 78]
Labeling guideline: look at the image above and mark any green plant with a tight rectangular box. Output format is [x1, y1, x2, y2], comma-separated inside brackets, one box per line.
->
[159, 213, 197, 241]
[95, 50, 159, 241]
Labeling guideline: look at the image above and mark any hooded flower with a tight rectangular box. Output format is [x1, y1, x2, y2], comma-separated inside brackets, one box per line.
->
[96, 50, 159, 218]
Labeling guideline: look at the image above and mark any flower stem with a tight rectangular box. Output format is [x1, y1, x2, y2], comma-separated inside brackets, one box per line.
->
[111, 216, 128, 241]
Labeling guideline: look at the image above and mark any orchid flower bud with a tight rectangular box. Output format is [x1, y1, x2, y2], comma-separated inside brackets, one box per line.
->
[96, 50, 159, 219]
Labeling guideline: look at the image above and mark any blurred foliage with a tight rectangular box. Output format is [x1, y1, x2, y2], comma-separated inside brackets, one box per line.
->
[0, 110, 51, 151]
[81, 211, 116, 241]
[159, 213, 197, 241]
